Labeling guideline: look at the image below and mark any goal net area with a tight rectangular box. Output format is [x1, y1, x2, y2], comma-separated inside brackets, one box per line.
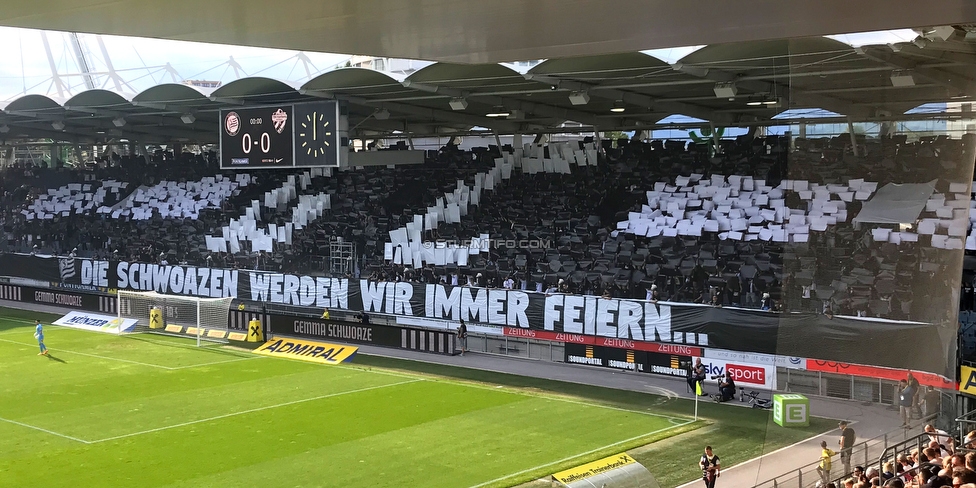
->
[117, 290, 233, 345]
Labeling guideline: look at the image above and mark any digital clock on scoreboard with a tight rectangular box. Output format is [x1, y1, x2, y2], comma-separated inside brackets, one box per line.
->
[219, 102, 340, 170]
[220, 106, 294, 169]
[294, 102, 340, 168]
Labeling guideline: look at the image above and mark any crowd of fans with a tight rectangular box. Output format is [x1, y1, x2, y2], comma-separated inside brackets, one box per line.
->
[829, 423, 976, 488]
[0, 133, 970, 327]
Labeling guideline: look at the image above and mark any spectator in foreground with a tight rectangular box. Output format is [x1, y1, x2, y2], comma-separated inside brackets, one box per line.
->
[838, 422, 856, 476]
[953, 468, 976, 487]
[818, 440, 836, 485]
[925, 424, 955, 453]
[897, 379, 914, 428]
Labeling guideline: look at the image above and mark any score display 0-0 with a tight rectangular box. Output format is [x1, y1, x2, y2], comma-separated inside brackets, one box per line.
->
[220, 101, 340, 169]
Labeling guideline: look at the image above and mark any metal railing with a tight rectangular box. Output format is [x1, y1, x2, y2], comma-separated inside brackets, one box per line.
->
[956, 404, 976, 443]
[874, 432, 935, 482]
[465, 331, 565, 362]
[750, 415, 936, 488]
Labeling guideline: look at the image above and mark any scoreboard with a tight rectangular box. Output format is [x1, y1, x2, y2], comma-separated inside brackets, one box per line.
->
[220, 101, 341, 169]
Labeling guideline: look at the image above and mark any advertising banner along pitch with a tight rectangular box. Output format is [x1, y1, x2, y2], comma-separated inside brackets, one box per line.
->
[0, 253, 954, 375]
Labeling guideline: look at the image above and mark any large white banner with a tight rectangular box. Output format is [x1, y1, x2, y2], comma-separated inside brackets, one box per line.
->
[702, 348, 805, 370]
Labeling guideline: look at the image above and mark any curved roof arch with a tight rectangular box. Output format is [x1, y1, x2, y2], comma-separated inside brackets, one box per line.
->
[133, 83, 215, 105]
[772, 108, 845, 119]
[3, 94, 64, 113]
[656, 114, 708, 124]
[405, 62, 538, 92]
[677, 37, 858, 68]
[301, 68, 412, 98]
[529, 52, 671, 80]
[210, 77, 302, 102]
[407, 62, 522, 84]
[64, 89, 132, 109]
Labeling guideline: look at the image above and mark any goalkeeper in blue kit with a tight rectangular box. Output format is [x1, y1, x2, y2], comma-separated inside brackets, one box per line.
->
[34, 320, 48, 356]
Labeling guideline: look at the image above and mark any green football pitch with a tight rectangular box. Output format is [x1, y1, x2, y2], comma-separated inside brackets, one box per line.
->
[0, 306, 834, 487]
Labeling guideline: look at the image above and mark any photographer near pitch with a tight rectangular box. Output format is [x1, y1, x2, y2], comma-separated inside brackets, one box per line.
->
[713, 373, 736, 402]
[691, 358, 707, 395]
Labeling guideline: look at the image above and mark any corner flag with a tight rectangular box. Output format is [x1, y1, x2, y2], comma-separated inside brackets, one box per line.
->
[694, 380, 701, 421]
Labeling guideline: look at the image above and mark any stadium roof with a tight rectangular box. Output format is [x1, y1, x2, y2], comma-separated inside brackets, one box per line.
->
[1, 1, 975, 63]
[2, 32, 976, 144]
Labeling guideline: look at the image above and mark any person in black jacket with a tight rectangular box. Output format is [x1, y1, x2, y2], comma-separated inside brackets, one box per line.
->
[699, 446, 720, 488]
[456, 319, 467, 356]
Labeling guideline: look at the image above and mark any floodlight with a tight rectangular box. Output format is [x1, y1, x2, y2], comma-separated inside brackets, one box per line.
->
[449, 97, 468, 111]
[890, 71, 915, 87]
[569, 91, 590, 105]
[713, 82, 737, 98]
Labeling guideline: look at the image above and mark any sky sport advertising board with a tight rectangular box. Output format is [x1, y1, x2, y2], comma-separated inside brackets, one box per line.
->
[692, 356, 776, 390]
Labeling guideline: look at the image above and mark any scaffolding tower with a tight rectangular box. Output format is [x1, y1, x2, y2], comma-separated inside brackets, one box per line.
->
[329, 238, 356, 276]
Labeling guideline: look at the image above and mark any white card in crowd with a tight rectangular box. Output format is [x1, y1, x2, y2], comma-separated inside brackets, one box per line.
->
[24, 177, 245, 222]
[384, 158, 519, 266]
[621, 175, 881, 243]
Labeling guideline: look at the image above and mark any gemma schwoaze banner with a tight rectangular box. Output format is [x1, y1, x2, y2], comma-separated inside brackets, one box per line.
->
[0, 253, 952, 375]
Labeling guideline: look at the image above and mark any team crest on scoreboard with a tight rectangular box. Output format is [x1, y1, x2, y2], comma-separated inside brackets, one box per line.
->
[272, 109, 289, 134]
[224, 112, 241, 136]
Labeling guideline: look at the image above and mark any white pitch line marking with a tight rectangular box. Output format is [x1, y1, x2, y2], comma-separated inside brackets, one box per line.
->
[88, 379, 422, 443]
[468, 419, 696, 488]
[0, 416, 91, 444]
[170, 355, 264, 370]
[408, 374, 691, 423]
[329, 349, 690, 422]
[0, 337, 176, 369]
[0, 337, 259, 370]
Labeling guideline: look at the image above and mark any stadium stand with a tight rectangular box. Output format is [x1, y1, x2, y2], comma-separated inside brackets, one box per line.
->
[1, 133, 973, 329]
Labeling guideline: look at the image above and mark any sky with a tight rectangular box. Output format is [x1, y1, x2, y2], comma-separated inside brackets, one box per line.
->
[0, 27, 920, 104]
[0, 27, 352, 102]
